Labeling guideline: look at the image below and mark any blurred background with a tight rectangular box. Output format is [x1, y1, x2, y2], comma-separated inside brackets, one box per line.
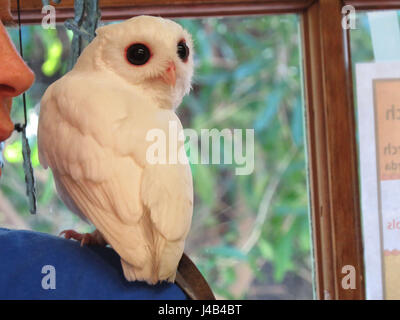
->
[2, 15, 313, 299]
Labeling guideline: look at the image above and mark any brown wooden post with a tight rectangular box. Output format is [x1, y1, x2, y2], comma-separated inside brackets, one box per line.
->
[301, 0, 365, 299]
[346, 0, 400, 10]
[10, 0, 315, 23]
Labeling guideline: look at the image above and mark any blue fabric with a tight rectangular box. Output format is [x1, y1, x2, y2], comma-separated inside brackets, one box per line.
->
[0, 228, 188, 300]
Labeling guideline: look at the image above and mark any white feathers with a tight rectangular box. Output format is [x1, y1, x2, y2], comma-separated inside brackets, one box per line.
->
[38, 16, 194, 284]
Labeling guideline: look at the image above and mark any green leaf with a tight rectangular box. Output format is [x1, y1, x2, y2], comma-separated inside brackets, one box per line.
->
[254, 90, 282, 131]
[290, 98, 304, 146]
[4, 140, 23, 163]
[222, 266, 237, 285]
[42, 40, 62, 76]
[273, 232, 294, 282]
[258, 238, 274, 260]
[196, 71, 231, 86]
[205, 245, 248, 261]
[41, 29, 63, 77]
[191, 164, 217, 208]
[274, 205, 308, 217]
[30, 143, 40, 167]
[233, 60, 264, 81]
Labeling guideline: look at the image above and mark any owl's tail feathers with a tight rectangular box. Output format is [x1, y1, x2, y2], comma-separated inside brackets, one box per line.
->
[120, 238, 185, 285]
[121, 258, 159, 285]
[154, 237, 185, 283]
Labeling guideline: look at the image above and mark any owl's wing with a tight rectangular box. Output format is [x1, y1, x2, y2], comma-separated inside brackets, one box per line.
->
[139, 113, 193, 278]
[140, 161, 193, 280]
[142, 162, 193, 242]
[38, 75, 151, 268]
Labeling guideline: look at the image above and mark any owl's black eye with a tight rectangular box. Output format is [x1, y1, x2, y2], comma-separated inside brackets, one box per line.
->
[177, 40, 189, 62]
[126, 43, 151, 66]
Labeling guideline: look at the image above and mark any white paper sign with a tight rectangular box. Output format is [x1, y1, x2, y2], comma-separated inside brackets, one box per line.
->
[356, 62, 400, 300]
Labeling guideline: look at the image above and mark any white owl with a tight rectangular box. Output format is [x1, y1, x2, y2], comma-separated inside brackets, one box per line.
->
[38, 16, 194, 284]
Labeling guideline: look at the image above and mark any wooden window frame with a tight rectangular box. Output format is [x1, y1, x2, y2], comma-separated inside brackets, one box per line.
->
[11, 0, 400, 299]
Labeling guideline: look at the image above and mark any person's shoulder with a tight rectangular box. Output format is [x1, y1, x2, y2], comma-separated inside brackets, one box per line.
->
[0, 228, 188, 300]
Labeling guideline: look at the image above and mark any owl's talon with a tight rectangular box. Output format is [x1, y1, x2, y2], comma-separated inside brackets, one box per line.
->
[60, 229, 106, 247]
[59, 229, 82, 241]
[80, 234, 90, 247]
[60, 229, 89, 245]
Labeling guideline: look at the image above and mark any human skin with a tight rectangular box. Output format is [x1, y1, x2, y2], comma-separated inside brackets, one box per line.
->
[0, 0, 35, 176]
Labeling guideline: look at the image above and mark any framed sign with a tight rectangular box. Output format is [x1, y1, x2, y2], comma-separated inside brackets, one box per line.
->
[356, 62, 400, 300]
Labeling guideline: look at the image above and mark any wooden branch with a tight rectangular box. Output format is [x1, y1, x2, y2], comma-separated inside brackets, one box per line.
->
[241, 146, 298, 254]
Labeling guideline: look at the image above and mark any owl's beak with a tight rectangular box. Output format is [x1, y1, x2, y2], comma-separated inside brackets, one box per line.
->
[162, 61, 176, 87]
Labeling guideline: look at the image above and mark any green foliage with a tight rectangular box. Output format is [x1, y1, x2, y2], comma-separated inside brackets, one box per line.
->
[176, 16, 311, 298]
[4, 140, 23, 163]
[42, 30, 63, 76]
[2, 15, 312, 299]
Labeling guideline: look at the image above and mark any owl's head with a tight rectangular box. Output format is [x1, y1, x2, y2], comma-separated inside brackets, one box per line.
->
[77, 16, 194, 109]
